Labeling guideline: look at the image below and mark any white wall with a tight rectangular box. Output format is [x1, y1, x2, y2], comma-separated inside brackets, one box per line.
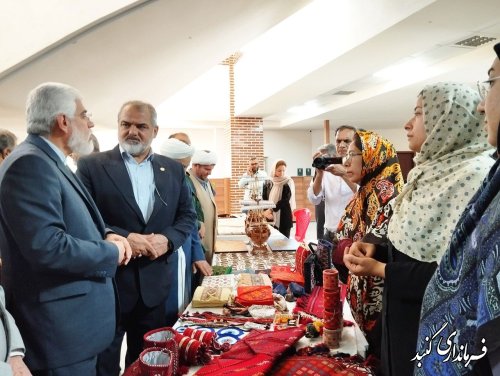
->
[1, 110, 411, 178]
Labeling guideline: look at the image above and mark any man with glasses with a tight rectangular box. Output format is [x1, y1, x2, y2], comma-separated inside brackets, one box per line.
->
[0, 82, 132, 375]
[307, 125, 358, 242]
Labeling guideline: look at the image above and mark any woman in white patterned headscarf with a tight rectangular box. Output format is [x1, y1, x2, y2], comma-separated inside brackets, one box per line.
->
[343, 82, 494, 376]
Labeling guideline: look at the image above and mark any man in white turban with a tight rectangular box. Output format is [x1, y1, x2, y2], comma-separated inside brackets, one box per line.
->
[188, 149, 218, 264]
[158, 134, 212, 310]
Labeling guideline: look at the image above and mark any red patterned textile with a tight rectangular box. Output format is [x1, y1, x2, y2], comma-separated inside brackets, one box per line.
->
[195, 327, 304, 376]
[235, 285, 274, 306]
[269, 265, 304, 285]
[295, 243, 311, 277]
[272, 355, 374, 376]
[293, 285, 324, 319]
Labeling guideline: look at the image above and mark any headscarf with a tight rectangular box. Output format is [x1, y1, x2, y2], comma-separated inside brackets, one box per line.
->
[336, 130, 403, 335]
[158, 138, 195, 159]
[388, 82, 494, 263]
[337, 130, 404, 241]
[268, 159, 296, 229]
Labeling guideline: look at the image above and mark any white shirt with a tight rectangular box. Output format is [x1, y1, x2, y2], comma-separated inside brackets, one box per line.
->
[238, 169, 268, 200]
[307, 173, 355, 232]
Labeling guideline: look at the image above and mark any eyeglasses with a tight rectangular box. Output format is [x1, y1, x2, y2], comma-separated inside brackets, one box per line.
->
[336, 138, 352, 145]
[477, 75, 500, 100]
[342, 151, 363, 165]
[80, 112, 92, 122]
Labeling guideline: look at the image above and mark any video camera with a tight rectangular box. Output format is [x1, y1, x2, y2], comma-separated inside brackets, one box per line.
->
[312, 156, 343, 170]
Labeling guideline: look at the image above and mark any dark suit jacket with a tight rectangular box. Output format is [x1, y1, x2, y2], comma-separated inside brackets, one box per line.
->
[0, 135, 118, 370]
[77, 146, 196, 311]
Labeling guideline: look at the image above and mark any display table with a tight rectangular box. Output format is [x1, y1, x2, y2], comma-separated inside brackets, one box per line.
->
[169, 299, 367, 376]
[124, 216, 371, 375]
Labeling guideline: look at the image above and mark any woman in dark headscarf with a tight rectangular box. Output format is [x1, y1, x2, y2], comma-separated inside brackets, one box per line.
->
[414, 43, 500, 376]
[337, 130, 404, 336]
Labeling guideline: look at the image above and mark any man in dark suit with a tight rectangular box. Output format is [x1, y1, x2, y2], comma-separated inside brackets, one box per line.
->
[0, 82, 132, 376]
[77, 100, 196, 375]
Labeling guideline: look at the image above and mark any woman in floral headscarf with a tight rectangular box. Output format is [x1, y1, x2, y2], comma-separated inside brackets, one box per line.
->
[344, 82, 494, 376]
[336, 130, 404, 342]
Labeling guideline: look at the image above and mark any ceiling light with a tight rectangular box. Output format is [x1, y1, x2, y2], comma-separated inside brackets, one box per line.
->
[454, 35, 496, 48]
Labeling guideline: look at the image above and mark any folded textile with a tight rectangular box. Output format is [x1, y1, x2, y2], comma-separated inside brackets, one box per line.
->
[201, 274, 236, 289]
[194, 327, 305, 376]
[235, 285, 274, 306]
[237, 273, 272, 287]
[192, 286, 232, 308]
[294, 285, 324, 319]
[212, 265, 233, 275]
[270, 265, 304, 286]
[271, 354, 375, 376]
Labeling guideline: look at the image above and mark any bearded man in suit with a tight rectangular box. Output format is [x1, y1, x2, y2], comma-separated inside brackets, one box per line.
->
[77, 100, 196, 375]
[0, 82, 131, 376]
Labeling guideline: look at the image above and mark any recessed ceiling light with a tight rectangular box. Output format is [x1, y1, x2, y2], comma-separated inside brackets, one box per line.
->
[454, 35, 496, 48]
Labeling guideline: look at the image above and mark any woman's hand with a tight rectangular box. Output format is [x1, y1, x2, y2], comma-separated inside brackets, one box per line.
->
[344, 251, 386, 278]
[347, 241, 376, 257]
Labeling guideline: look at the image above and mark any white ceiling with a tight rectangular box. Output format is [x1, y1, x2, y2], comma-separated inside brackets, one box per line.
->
[1, 0, 500, 133]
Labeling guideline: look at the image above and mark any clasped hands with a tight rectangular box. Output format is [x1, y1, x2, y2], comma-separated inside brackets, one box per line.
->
[343, 241, 386, 278]
[126, 232, 169, 260]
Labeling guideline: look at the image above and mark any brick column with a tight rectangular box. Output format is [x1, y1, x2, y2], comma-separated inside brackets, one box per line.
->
[221, 53, 264, 213]
[230, 117, 264, 213]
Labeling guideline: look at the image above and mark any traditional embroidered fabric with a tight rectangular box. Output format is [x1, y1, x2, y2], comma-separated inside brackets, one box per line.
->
[388, 82, 493, 262]
[195, 327, 305, 375]
[235, 285, 274, 306]
[237, 273, 272, 287]
[336, 130, 403, 334]
[295, 243, 311, 277]
[192, 286, 232, 308]
[293, 285, 325, 319]
[213, 251, 295, 271]
[415, 159, 500, 375]
[201, 274, 236, 289]
[270, 265, 304, 285]
[272, 354, 375, 376]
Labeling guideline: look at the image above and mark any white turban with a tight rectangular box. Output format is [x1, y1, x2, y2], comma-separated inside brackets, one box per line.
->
[192, 149, 217, 165]
[158, 138, 195, 159]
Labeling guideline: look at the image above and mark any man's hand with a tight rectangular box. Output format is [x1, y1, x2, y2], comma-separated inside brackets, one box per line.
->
[198, 222, 206, 240]
[126, 233, 156, 258]
[325, 163, 346, 177]
[106, 233, 132, 265]
[148, 234, 169, 260]
[193, 260, 212, 276]
[9, 355, 32, 376]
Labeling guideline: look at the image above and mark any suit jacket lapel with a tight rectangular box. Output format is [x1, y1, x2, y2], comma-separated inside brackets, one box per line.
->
[102, 147, 145, 223]
[149, 156, 169, 223]
[26, 135, 107, 232]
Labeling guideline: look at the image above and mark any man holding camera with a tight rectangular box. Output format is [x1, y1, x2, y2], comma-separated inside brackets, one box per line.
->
[307, 125, 358, 241]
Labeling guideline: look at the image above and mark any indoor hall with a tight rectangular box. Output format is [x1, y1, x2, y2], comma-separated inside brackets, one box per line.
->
[1, 1, 499, 375]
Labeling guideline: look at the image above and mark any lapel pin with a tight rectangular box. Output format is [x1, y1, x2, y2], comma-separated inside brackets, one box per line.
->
[160, 167, 165, 171]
